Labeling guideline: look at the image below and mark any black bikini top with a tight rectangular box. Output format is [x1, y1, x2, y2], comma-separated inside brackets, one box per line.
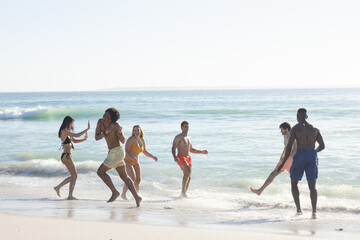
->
[62, 136, 74, 149]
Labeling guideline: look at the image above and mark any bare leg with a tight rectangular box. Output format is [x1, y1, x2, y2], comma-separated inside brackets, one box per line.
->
[308, 180, 317, 219]
[54, 155, 72, 197]
[185, 169, 191, 193]
[291, 178, 302, 215]
[54, 177, 71, 197]
[116, 166, 142, 207]
[250, 169, 281, 196]
[133, 163, 141, 192]
[121, 161, 135, 200]
[54, 155, 78, 200]
[181, 166, 191, 198]
[97, 164, 119, 203]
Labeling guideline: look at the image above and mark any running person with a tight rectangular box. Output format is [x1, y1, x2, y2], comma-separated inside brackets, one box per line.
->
[95, 108, 142, 207]
[277, 108, 325, 219]
[172, 121, 208, 198]
[121, 125, 158, 200]
[54, 116, 90, 200]
[250, 122, 297, 195]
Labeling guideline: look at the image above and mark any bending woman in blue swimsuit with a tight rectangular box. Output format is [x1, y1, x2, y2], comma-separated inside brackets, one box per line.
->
[54, 116, 90, 200]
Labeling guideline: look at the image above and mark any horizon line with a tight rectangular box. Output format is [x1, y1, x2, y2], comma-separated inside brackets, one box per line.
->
[1, 85, 360, 93]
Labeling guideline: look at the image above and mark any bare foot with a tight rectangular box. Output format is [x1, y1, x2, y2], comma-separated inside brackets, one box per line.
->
[136, 196, 142, 207]
[181, 192, 189, 198]
[121, 193, 128, 200]
[67, 196, 78, 200]
[250, 187, 261, 196]
[54, 187, 61, 197]
[107, 191, 120, 203]
[311, 212, 317, 219]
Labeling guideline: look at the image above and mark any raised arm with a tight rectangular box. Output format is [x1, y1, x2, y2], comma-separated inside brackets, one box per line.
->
[277, 127, 296, 172]
[315, 130, 325, 153]
[142, 139, 158, 161]
[95, 119, 105, 141]
[115, 123, 126, 144]
[190, 144, 208, 154]
[172, 136, 180, 162]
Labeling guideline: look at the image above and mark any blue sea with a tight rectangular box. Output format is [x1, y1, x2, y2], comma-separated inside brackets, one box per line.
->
[0, 89, 359, 235]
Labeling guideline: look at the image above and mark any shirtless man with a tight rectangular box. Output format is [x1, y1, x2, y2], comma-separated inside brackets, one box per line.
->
[277, 108, 325, 219]
[172, 121, 208, 197]
[95, 108, 142, 207]
[250, 122, 297, 195]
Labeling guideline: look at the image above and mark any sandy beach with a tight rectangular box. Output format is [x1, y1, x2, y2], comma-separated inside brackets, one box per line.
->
[1, 182, 359, 240]
[1, 212, 347, 240]
[2, 0, 360, 238]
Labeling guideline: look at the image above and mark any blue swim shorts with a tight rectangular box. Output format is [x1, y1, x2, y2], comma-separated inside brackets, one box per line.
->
[290, 149, 318, 181]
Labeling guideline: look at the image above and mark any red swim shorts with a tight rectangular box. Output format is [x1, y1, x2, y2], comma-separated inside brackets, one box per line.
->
[176, 153, 192, 170]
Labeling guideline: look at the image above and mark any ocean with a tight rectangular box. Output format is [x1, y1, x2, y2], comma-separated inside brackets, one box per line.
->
[0, 89, 359, 234]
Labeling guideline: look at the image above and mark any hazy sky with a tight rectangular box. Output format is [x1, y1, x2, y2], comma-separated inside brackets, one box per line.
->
[1, 0, 359, 92]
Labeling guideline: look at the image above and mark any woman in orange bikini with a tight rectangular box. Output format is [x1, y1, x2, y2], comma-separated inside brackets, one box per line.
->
[54, 116, 90, 200]
[121, 125, 158, 200]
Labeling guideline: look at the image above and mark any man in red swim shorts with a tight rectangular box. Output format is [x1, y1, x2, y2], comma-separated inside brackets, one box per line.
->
[172, 121, 208, 198]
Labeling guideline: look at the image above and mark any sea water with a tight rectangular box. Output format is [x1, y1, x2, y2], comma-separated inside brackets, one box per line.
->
[0, 89, 359, 233]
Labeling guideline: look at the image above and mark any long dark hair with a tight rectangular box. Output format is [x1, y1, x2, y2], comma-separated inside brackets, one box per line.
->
[58, 116, 74, 138]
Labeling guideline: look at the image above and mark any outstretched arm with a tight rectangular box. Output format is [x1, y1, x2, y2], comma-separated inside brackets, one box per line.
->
[190, 144, 208, 154]
[277, 128, 296, 172]
[142, 139, 158, 161]
[63, 120, 90, 138]
[72, 132, 88, 143]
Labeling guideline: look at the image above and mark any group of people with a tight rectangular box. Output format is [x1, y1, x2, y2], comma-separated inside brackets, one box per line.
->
[54, 107, 207, 207]
[54, 107, 325, 219]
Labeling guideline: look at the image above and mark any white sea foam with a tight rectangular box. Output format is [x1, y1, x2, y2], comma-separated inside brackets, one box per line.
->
[1, 159, 359, 217]
[0, 159, 99, 176]
[0, 106, 123, 120]
[0, 106, 49, 119]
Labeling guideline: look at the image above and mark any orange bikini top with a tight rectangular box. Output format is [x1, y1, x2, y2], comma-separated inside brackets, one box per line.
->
[130, 139, 144, 153]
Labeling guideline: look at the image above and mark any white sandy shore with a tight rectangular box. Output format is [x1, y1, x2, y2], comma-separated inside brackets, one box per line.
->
[0, 213, 309, 240]
[0, 213, 350, 240]
[1, 184, 358, 240]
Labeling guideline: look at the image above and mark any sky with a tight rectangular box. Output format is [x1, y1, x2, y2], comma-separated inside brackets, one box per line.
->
[0, 0, 359, 92]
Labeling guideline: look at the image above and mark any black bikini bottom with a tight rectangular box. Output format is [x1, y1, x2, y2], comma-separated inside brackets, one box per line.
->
[61, 153, 71, 160]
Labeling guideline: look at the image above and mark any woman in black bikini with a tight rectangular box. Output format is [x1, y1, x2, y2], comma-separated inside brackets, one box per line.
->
[54, 116, 90, 200]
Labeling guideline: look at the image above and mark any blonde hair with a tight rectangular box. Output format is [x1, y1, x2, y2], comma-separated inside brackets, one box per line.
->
[132, 125, 144, 138]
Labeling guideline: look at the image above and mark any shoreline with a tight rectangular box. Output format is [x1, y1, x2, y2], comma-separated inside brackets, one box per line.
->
[1, 177, 359, 240]
[0, 212, 340, 240]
